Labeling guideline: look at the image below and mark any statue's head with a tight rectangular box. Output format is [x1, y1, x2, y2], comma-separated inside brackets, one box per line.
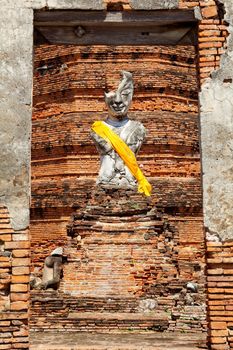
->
[104, 71, 133, 119]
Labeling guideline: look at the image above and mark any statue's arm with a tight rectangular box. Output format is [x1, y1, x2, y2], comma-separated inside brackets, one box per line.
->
[127, 123, 146, 154]
[42, 257, 62, 289]
[90, 130, 112, 155]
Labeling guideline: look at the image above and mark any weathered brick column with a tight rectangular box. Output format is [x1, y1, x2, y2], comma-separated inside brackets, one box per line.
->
[0, 206, 30, 349]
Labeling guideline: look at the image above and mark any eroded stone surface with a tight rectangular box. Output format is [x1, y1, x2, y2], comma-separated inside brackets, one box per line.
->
[91, 71, 147, 189]
[200, 0, 233, 240]
[130, 0, 179, 10]
[200, 80, 233, 241]
[0, 7, 33, 230]
[1, 0, 103, 9]
[47, 0, 104, 10]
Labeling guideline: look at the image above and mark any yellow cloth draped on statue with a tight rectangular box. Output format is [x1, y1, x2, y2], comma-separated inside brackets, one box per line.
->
[91, 121, 152, 197]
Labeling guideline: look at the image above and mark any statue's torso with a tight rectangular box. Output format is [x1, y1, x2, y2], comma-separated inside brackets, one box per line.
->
[91, 119, 146, 188]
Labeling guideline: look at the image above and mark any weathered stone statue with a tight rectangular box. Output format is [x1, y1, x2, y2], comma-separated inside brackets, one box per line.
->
[41, 247, 63, 289]
[30, 247, 63, 290]
[91, 71, 151, 195]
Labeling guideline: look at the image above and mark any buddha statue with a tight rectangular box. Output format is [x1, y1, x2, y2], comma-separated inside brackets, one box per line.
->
[91, 71, 150, 195]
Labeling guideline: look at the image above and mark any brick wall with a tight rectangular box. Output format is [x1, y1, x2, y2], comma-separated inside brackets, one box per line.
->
[178, 1, 232, 349]
[0, 206, 29, 349]
[100, 0, 228, 82]
[179, 0, 228, 83]
[207, 241, 233, 349]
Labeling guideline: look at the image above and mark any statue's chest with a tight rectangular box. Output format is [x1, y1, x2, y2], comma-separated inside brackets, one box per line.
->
[110, 123, 134, 143]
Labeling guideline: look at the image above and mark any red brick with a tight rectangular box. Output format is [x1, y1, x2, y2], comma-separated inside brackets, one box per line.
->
[0, 234, 12, 242]
[201, 6, 218, 18]
[12, 344, 29, 349]
[10, 284, 28, 292]
[0, 312, 28, 320]
[199, 42, 223, 49]
[211, 330, 229, 337]
[211, 336, 227, 344]
[199, 0, 216, 5]
[12, 267, 30, 276]
[10, 301, 28, 311]
[10, 293, 29, 302]
[5, 241, 29, 250]
[13, 328, 28, 337]
[210, 322, 227, 330]
[0, 345, 12, 350]
[0, 321, 10, 326]
[199, 30, 221, 37]
[12, 258, 30, 267]
[199, 36, 225, 42]
[11, 275, 30, 284]
[12, 250, 29, 258]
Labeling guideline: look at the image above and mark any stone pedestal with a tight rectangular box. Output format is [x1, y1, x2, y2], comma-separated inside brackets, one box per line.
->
[65, 188, 165, 297]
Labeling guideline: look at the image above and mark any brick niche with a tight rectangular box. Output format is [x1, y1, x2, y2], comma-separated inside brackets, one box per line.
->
[30, 39, 206, 341]
[30, 1, 231, 349]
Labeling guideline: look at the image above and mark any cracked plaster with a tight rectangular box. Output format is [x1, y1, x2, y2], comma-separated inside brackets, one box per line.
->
[0, 6, 33, 230]
[200, 0, 233, 241]
[0, 0, 104, 9]
[0, 2, 103, 230]
[129, 0, 179, 10]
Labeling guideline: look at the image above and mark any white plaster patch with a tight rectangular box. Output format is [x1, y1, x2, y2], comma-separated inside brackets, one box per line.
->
[0, 8, 33, 230]
[1, 0, 104, 9]
[130, 0, 179, 10]
[200, 39, 233, 240]
[0, 0, 47, 8]
[47, 0, 104, 9]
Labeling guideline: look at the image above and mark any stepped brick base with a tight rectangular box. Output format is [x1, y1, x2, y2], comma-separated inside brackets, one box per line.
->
[30, 189, 207, 337]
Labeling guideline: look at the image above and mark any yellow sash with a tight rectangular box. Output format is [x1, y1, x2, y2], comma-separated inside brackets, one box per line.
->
[92, 121, 152, 197]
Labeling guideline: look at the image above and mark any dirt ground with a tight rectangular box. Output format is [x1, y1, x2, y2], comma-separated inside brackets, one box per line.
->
[30, 331, 206, 350]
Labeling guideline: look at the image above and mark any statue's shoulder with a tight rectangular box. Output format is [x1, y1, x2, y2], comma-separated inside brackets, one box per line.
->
[129, 119, 144, 127]
[128, 120, 146, 133]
